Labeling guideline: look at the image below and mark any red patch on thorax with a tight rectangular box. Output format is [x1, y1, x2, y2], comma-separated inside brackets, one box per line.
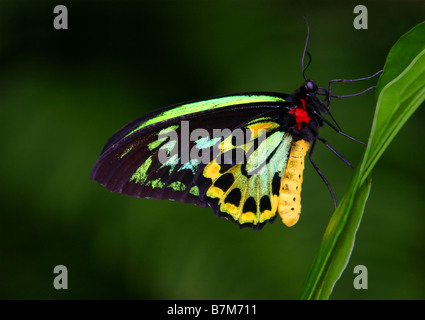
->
[290, 98, 311, 130]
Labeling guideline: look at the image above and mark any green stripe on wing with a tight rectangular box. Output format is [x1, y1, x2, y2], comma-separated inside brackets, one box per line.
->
[125, 94, 286, 138]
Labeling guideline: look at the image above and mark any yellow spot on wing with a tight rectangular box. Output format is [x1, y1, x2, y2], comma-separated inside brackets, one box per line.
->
[247, 122, 279, 138]
[259, 196, 277, 223]
[203, 162, 221, 180]
[221, 202, 239, 215]
[207, 186, 225, 198]
[239, 212, 256, 224]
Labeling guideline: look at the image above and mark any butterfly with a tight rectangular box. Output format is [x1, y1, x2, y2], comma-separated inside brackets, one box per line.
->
[90, 21, 381, 230]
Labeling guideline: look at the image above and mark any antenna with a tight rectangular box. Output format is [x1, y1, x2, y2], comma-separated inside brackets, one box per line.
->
[302, 17, 312, 81]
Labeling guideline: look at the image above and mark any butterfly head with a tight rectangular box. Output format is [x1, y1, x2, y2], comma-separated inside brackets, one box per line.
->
[302, 79, 329, 115]
[304, 79, 318, 94]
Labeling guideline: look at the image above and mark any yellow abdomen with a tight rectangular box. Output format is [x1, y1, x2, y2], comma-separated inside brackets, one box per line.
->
[278, 139, 310, 227]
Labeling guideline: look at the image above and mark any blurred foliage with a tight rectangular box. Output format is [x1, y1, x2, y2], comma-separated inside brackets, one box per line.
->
[0, 0, 423, 299]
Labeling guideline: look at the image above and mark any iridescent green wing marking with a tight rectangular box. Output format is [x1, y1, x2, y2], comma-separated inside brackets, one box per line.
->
[99, 93, 287, 153]
[91, 92, 293, 229]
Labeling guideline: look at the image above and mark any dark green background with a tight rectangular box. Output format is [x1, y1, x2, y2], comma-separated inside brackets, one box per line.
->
[0, 0, 423, 299]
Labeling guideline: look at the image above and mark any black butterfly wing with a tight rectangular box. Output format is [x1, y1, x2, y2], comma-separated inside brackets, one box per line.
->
[91, 92, 300, 229]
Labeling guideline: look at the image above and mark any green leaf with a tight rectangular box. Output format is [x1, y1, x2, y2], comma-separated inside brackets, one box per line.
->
[300, 177, 372, 300]
[300, 21, 425, 300]
[376, 21, 425, 94]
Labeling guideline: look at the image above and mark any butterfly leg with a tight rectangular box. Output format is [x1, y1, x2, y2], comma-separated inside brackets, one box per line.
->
[312, 110, 366, 146]
[318, 137, 355, 169]
[327, 70, 383, 106]
[308, 139, 337, 209]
